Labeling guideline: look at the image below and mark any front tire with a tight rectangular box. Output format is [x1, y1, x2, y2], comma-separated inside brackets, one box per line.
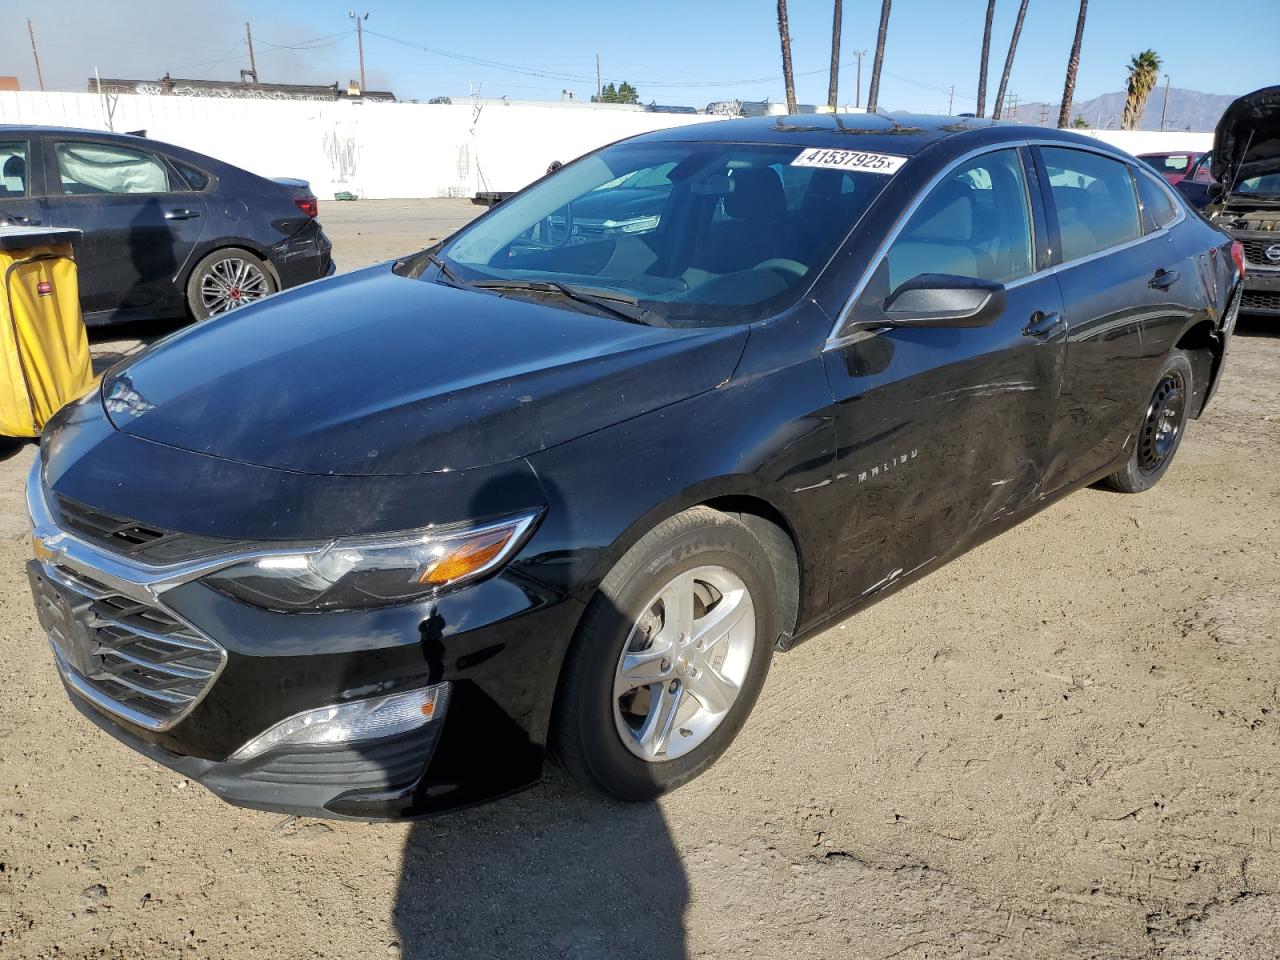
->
[1103, 349, 1194, 493]
[552, 507, 778, 801]
[186, 248, 277, 320]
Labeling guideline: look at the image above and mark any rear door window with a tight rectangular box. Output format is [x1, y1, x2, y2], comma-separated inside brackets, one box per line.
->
[0, 142, 30, 197]
[1135, 169, 1177, 233]
[1040, 146, 1142, 262]
[55, 142, 171, 195]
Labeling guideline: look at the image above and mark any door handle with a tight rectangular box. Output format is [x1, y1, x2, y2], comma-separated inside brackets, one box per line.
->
[1149, 268, 1180, 290]
[1022, 310, 1063, 339]
[164, 209, 200, 220]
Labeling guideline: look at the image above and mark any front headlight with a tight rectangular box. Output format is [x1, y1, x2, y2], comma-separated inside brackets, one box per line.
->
[202, 511, 540, 612]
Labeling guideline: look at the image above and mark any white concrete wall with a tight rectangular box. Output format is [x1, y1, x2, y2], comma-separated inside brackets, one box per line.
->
[0, 92, 719, 200]
[0, 91, 1215, 200]
[1082, 128, 1213, 156]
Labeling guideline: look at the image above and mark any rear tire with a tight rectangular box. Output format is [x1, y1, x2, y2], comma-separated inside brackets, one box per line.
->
[186, 248, 276, 321]
[1102, 349, 1194, 493]
[552, 507, 777, 801]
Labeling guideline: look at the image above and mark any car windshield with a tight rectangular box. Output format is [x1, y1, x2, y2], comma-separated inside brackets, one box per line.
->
[429, 141, 893, 324]
[1235, 172, 1280, 198]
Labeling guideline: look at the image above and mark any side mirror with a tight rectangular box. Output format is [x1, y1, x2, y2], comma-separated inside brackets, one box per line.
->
[882, 273, 1006, 328]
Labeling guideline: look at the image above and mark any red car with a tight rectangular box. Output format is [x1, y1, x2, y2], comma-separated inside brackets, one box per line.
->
[1137, 150, 1205, 185]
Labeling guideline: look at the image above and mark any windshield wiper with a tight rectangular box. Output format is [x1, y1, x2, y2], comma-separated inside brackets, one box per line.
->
[422, 252, 471, 289]
[470, 279, 656, 325]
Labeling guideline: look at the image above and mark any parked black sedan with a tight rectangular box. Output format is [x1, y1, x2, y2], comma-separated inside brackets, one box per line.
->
[27, 114, 1241, 819]
[0, 126, 333, 325]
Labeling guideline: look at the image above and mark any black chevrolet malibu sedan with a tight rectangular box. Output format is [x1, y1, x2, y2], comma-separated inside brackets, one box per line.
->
[0, 126, 333, 325]
[27, 114, 1242, 819]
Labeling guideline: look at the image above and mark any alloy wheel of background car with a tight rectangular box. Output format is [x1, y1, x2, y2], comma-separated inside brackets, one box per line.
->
[552, 507, 778, 801]
[1103, 350, 1194, 494]
[612, 565, 756, 763]
[187, 249, 277, 320]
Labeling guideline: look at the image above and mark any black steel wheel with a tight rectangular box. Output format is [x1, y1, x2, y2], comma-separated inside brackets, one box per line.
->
[1103, 349, 1194, 494]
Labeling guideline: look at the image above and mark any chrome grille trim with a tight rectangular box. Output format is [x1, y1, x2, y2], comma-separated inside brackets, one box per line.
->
[27, 460, 229, 732]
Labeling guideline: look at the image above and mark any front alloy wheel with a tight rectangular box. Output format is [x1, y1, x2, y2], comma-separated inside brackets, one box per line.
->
[552, 507, 778, 800]
[613, 566, 755, 762]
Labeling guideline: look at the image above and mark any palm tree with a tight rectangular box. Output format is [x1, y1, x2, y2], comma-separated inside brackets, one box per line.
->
[777, 0, 797, 114]
[827, 0, 843, 111]
[976, 0, 997, 118]
[1121, 49, 1162, 130]
[866, 0, 892, 112]
[1057, 0, 1088, 128]
[992, 0, 1030, 120]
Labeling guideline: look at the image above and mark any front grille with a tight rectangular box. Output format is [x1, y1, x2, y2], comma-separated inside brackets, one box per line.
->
[1241, 290, 1280, 313]
[36, 564, 224, 727]
[54, 495, 234, 565]
[1239, 238, 1280, 269]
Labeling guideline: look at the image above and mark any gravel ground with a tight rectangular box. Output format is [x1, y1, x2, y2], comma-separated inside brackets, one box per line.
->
[1, 200, 1278, 959]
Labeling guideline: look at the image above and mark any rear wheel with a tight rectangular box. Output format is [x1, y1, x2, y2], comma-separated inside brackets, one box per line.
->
[1103, 349, 1193, 493]
[552, 507, 777, 800]
[186, 248, 276, 320]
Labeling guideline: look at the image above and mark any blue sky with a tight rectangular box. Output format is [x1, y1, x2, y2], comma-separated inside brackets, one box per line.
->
[4, 0, 1276, 113]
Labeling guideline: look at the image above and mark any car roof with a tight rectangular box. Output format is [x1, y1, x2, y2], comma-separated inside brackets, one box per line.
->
[0, 124, 149, 138]
[627, 112, 1117, 158]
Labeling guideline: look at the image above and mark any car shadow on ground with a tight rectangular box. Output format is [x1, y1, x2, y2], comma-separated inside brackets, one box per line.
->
[0, 436, 33, 463]
[1235, 313, 1279, 340]
[387, 470, 690, 958]
[393, 782, 688, 959]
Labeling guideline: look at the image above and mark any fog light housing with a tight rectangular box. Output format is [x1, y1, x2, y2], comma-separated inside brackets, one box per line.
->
[230, 682, 449, 762]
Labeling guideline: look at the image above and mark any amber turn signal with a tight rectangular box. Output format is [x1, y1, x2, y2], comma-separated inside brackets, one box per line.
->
[417, 528, 515, 586]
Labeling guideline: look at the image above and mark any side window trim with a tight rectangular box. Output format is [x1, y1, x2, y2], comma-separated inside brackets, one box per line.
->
[51, 139, 176, 197]
[827, 138, 1180, 347]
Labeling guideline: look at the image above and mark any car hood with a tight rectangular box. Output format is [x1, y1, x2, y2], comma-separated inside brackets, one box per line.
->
[103, 264, 749, 476]
[1212, 85, 1280, 185]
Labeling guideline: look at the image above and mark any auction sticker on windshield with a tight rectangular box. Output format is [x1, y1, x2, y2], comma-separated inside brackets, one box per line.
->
[792, 148, 907, 174]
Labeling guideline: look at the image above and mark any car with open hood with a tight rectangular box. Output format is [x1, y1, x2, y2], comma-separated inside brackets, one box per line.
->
[26, 114, 1242, 819]
[1183, 86, 1280, 315]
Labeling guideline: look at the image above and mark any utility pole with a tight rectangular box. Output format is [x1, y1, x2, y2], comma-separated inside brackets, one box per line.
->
[1038, 103, 1049, 126]
[854, 50, 865, 108]
[245, 22, 258, 82]
[595, 53, 601, 101]
[1007, 92, 1018, 120]
[827, 0, 842, 112]
[27, 19, 45, 92]
[948, 84, 954, 115]
[1159, 74, 1171, 132]
[349, 11, 368, 93]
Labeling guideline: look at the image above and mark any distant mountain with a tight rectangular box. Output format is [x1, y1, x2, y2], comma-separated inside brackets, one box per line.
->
[1005, 88, 1239, 132]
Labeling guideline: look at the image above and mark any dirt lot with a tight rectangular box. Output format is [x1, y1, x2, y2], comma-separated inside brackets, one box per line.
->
[1, 199, 1278, 959]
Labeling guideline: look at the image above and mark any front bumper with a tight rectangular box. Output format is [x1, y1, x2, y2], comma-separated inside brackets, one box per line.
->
[64, 683, 446, 819]
[26, 446, 583, 820]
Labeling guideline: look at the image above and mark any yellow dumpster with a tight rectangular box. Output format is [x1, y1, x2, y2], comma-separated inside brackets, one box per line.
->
[1, 226, 94, 438]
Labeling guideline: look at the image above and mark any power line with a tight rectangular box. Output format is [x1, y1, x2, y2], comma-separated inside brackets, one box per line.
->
[363, 27, 869, 91]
